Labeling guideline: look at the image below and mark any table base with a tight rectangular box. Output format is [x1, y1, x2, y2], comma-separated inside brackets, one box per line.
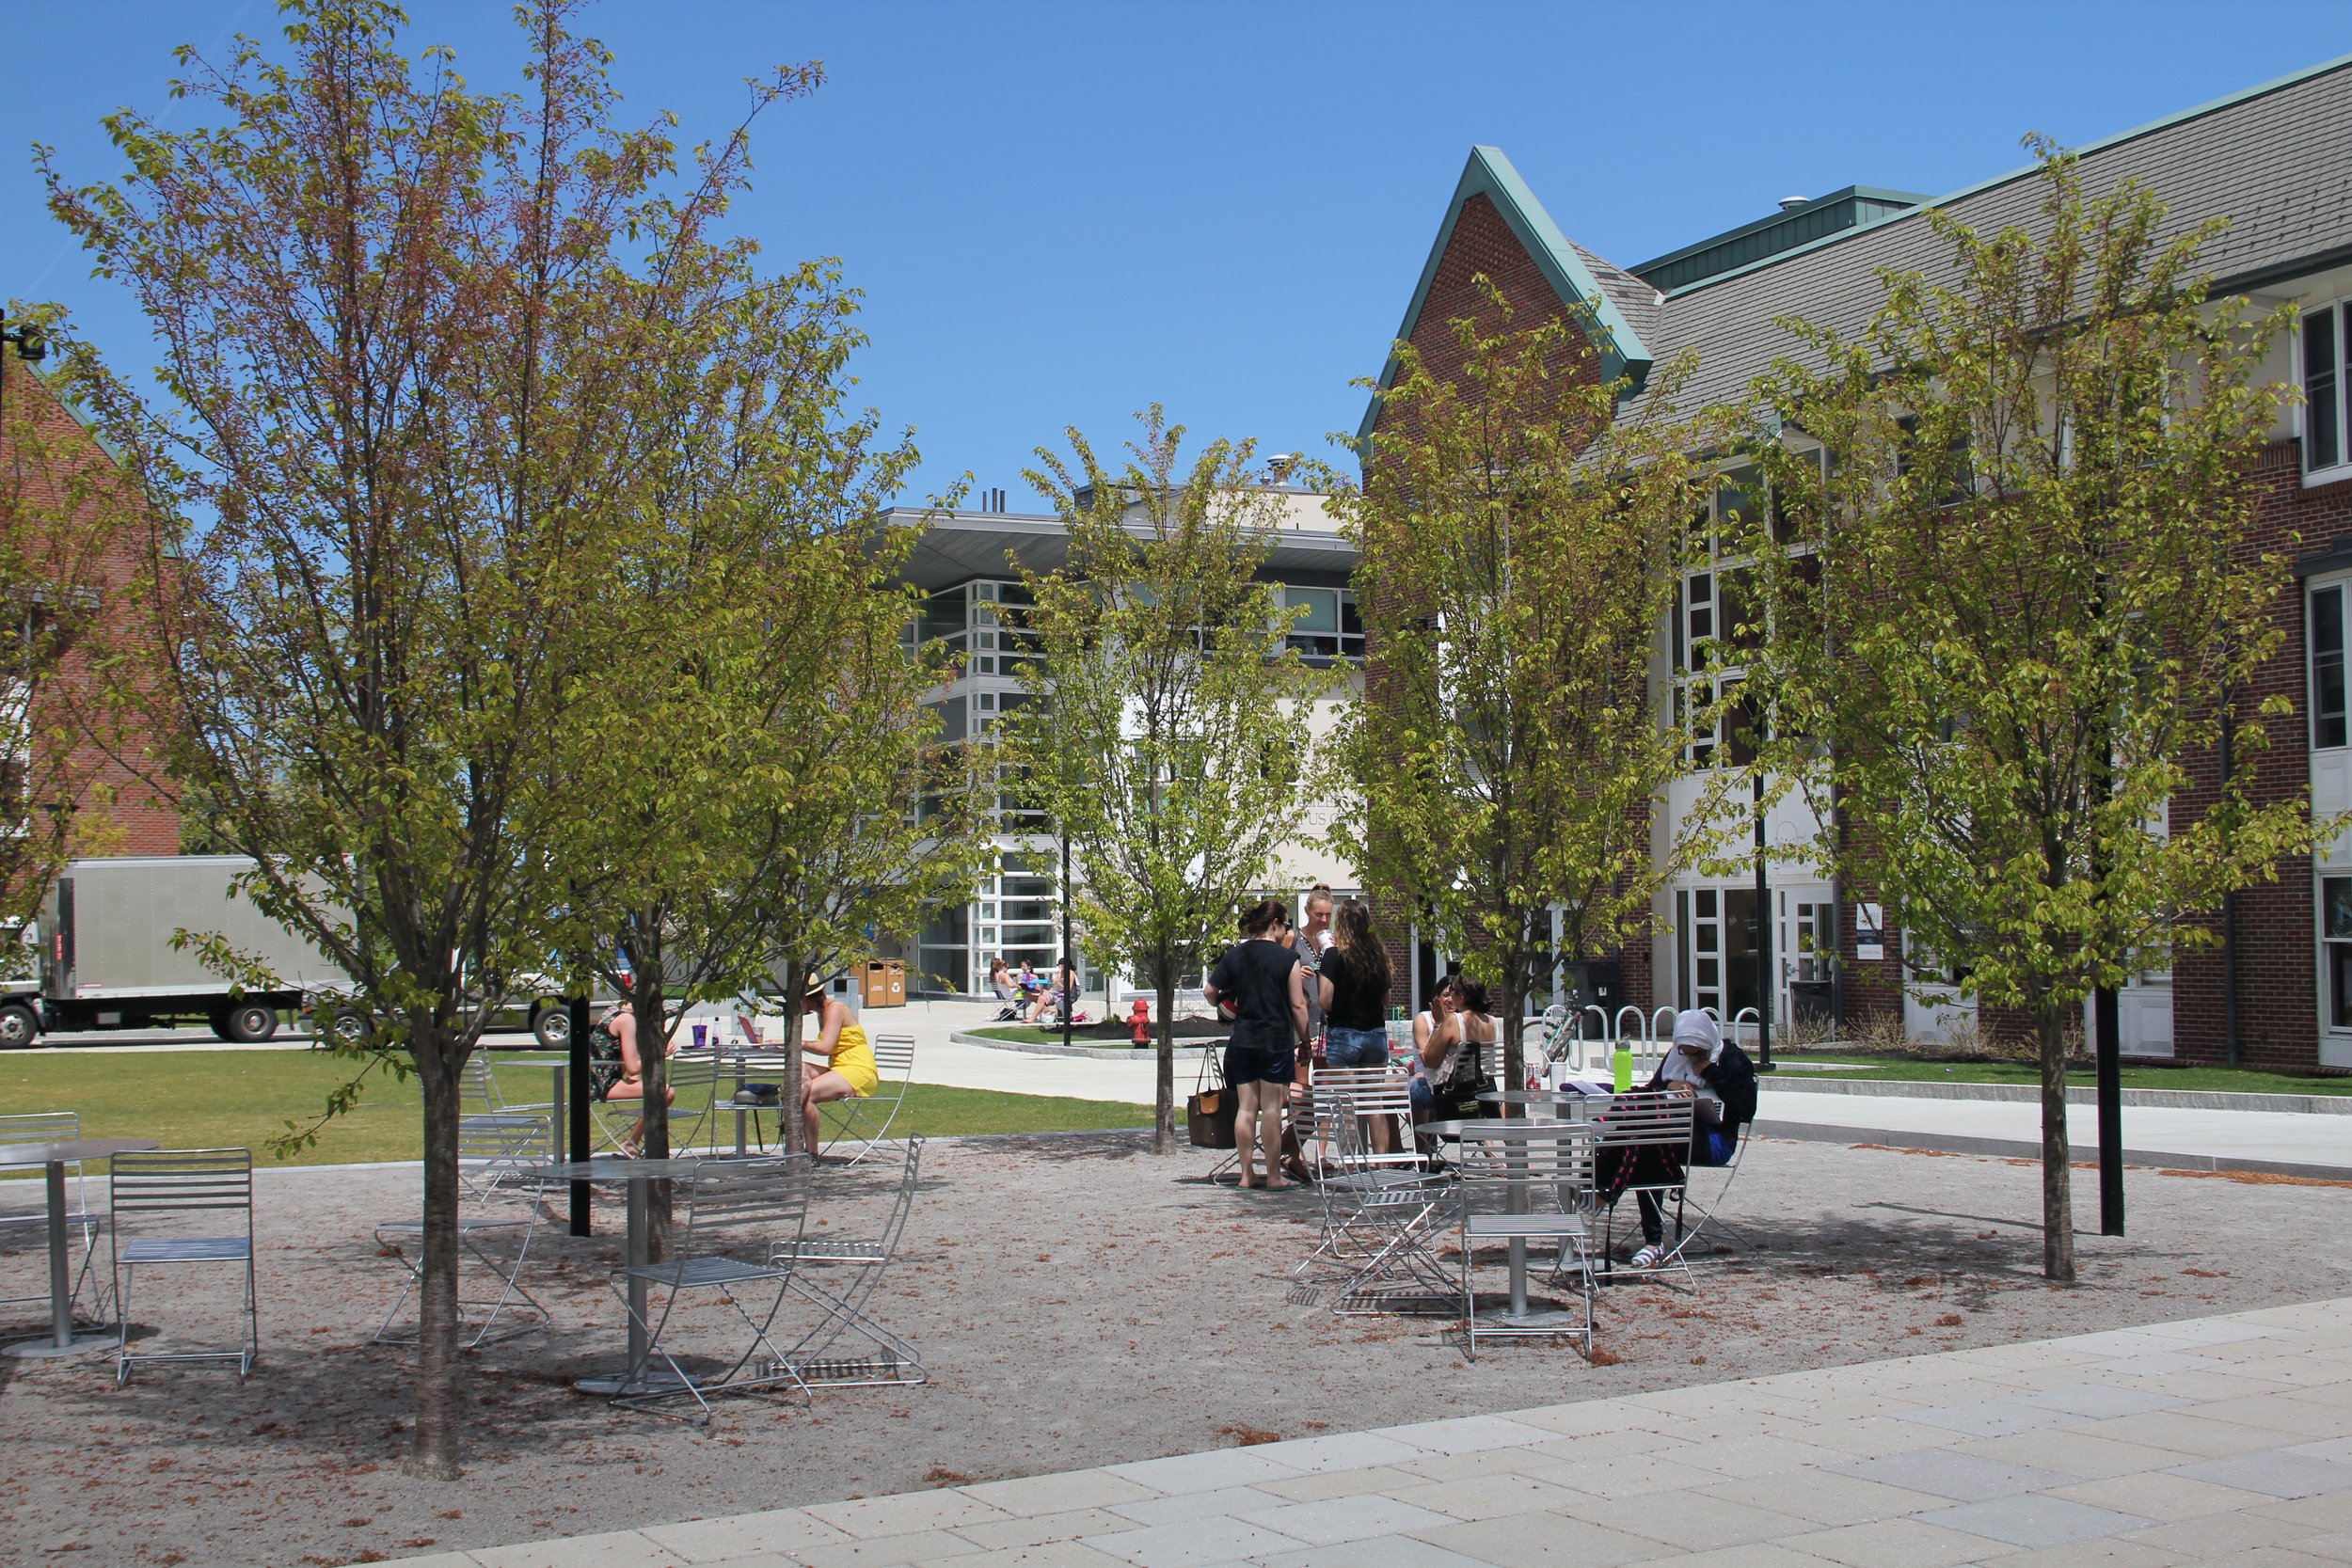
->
[6, 1330, 122, 1359]
[1470, 1303, 1588, 1331]
[575, 1367, 693, 1398]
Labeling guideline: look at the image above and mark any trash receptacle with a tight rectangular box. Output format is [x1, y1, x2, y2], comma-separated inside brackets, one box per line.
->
[1789, 980, 1834, 1028]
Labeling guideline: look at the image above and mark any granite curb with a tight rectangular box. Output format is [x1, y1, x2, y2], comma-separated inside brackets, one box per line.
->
[1756, 1119, 2352, 1180]
[1763, 1073, 2352, 1115]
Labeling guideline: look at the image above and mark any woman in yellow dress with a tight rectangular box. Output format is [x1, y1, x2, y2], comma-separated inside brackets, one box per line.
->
[800, 982, 880, 1154]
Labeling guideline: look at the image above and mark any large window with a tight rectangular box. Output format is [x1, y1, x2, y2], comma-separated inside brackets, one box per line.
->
[2308, 302, 2347, 482]
[2313, 582, 2348, 751]
[1676, 467, 1767, 768]
[1282, 586, 1364, 661]
[2324, 877, 2352, 1029]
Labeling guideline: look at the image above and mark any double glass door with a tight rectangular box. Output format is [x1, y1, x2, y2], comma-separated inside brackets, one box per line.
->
[1677, 884, 1836, 1028]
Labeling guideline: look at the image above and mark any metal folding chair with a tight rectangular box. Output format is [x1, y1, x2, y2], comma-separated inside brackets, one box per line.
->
[0, 1111, 106, 1323]
[1311, 1101, 1456, 1315]
[109, 1148, 257, 1385]
[771, 1134, 928, 1387]
[1309, 1069, 1422, 1176]
[1454, 1122, 1598, 1361]
[821, 1034, 915, 1164]
[1591, 1090, 1699, 1289]
[1664, 1125, 1754, 1264]
[610, 1157, 814, 1422]
[374, 1117, 552, 1348]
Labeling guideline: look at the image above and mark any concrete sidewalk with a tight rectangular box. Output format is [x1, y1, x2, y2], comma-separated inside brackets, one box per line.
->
[374, 1296, 2352, 1567]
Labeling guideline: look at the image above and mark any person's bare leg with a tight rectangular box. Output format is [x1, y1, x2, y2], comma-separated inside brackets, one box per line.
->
[803, 1069, 857, 1155]
[1259, 1081, 1289, 1188]
[1235, 1081, 1263, 1185]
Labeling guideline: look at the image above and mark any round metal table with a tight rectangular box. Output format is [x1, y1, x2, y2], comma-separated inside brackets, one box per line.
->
[0, 1137, 158, 1358]
[1415, 1117, 1594, 1325]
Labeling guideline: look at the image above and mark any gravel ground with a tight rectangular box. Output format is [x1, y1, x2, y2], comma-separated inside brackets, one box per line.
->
[0, 1132, 2344, 1567]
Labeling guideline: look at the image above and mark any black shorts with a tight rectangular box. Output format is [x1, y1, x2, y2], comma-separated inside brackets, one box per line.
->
[1225, 1042, 1295, 1085]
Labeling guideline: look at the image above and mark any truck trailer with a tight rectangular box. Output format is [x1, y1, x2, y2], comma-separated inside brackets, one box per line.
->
[4, 855, 352, 1047]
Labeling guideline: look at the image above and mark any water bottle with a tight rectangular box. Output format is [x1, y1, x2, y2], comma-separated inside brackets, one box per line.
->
[1613, 1038, 1633, 1093]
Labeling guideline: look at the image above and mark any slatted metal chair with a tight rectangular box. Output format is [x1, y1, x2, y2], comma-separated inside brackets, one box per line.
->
[110, 1148, 257, 1385]
[1454, 1122, 1598, 1361]
[1590, 1090, 1699, 1289]
[821, 1034, 915, 1164]
[1308, 1069, 1422, 1176]
[771, 1134, 928, 1386]
[374, 1117, 552, 1348]
[1312, 1101, 1456, 1315]
[0, 1111, 106, 1323]
[610, 1157, 814, 1422]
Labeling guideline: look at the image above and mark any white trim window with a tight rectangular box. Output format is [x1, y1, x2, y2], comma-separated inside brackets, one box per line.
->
[1674, 465, 1766, 768]
[2313, 579, 2349, 751]
[2306, 299, 2349, 485]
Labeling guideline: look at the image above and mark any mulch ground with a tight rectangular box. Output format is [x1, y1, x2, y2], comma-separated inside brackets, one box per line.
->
[0, 1132, 2342, 1566]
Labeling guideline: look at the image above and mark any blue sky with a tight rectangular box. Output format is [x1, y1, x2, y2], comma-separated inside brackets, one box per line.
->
[5, 2, 2346, 507]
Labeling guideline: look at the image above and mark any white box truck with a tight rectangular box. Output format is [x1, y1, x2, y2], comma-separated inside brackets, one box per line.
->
[3, 855, 349, 1047]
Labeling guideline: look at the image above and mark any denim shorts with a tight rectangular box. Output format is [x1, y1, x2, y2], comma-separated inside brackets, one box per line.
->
[1324, 1026, 1390, 1068]
[1225, 1042, 1296, 1085]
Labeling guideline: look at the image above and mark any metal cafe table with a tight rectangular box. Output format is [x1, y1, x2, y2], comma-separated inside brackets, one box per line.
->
[0, 1137, 158, 1358]
[531, 1155, 766, 1397]
[1418, 1117, 1593, 1332]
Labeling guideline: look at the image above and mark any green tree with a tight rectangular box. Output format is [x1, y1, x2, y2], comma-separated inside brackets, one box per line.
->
[40, 0, 812, 1473]
[548, 248, 987, 1170]
[1332, 285, 1735, 1095]
[1741, 143, 2312, 1281]
[999, 409, 1330, 1153]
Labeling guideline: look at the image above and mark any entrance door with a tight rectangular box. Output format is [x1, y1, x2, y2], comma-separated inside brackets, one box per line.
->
[1779, 890, 1836, 1028]
[1902, 928, 1978, 1046]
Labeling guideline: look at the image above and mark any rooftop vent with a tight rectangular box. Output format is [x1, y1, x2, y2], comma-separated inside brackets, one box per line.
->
[1777, 195, 1810, 212]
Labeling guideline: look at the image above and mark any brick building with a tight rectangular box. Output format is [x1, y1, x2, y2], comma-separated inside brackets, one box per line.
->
[1367, 56, 2352, 1070]
[0, 349, 179, 875]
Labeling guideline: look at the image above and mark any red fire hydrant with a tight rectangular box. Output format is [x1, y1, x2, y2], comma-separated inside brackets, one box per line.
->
[1129, 998, 1152, 1046]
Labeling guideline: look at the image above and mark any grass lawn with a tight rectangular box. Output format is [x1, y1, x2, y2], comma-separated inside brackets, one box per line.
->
[1775, 1051, 2352, 1097]
[0, 1048, 1157, 1168]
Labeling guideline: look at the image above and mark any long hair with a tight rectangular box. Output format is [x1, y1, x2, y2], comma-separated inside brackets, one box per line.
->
[1330, 898, 1390, 998]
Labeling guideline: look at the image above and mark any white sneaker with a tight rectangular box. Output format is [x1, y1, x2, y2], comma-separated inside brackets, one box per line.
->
[1629, 1244, 1664, 1270]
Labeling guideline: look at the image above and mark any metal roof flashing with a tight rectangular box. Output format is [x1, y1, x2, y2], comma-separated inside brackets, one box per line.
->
[1356, 145, 1655, 448]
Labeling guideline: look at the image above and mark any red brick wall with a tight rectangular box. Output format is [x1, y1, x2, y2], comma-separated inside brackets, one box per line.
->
[1, 357, 179, 861]
[2170, 441, 2352, 1072]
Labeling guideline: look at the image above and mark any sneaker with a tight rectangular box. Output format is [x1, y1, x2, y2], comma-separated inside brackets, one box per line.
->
[1629, 1244, 1664, 1270]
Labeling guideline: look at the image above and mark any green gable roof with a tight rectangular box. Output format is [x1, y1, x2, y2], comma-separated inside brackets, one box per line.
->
[1356, 145, 1654, 447]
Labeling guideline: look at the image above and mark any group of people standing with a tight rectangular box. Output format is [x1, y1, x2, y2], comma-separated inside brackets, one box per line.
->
[1201, 886, 1500, 1189]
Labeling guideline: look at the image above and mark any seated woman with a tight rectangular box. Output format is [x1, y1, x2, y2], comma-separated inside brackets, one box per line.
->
[987, 956, 1017, 1005]
[1411, 975, 1494, 1128]
[1596, 1008, 1758, 1269]
[593, 999, 675, 1160]
[1024, 955, 1078, 1026]
[799, 982, 881, 1154]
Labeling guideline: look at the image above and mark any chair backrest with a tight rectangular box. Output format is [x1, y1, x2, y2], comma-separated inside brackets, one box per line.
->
[461, 1053, 501, 1113]
[1594, 1089, 1695, 1151]
[458, 1114, 550, 1183]
[0, 1111, 80, 1144]
[1451, 1124, 1597, 1205]
[871, 1134, 926, 1255]
[111, 1148, 254, 1220]
[869, 1035, 915, 1081]
[680, 1156, 813, 1256]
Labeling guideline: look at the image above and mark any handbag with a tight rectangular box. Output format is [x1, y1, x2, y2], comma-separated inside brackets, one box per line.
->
[1186, 1048, 1238, 1148]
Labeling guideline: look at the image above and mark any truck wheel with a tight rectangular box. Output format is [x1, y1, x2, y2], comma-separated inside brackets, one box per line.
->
[222, 1002, 280, 1043]
[0, 1003, 39, 1049]
[326, 1007, 373, 1048]
[208, 1012, 237, 1041]
[531, 1006, 571, 1051]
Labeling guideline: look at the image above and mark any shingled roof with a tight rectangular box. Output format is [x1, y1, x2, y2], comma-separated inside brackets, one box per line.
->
[1375, 53, 2352, 435]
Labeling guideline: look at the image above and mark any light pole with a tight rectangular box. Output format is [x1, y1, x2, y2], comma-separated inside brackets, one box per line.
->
[1058, 828, 1075, 1052]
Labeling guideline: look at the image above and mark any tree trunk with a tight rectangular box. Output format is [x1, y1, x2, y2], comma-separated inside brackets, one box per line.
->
[636, 974, 672, 1260]
[1498, 962, 1526, 1116]
[407, 1014, 465, 1480]
[1153, 959, 1176, 1155]
[2036, 1006, 2076, 1283]
[781, 957, 806, 1158]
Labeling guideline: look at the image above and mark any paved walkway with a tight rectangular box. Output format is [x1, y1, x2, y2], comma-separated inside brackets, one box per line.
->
[379, 1296, 2352, 1567]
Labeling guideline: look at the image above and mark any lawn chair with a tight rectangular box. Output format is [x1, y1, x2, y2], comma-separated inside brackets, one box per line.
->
[109, 1148, 257, 1385]
[610, 1156, 815, 1423]
[821, 1035, 915, 1165]
[771, 1135, 927, 1387]
[1590, 1090, 1697, 1290]
[1313, 1101, 1456, 1316]
[0, 1110, 105, 1323]
[1454, 1122, 1597, 1361]
[373, 1117, 551, 1348]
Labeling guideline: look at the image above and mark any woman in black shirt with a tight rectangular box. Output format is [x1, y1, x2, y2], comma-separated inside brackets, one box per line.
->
[1204, 899, 1311, 1189]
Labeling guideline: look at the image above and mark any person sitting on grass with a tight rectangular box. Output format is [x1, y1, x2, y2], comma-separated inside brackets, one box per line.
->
[1596, 1007, 1757, 1269]
[800, 981, 880, 1154]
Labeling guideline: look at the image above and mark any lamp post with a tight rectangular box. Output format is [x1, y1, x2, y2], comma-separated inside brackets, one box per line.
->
[1059, 828, 1074, 1053]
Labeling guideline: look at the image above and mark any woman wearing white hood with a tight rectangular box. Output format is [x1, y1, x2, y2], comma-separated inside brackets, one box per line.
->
[1598, 1008, 1757, 1269]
